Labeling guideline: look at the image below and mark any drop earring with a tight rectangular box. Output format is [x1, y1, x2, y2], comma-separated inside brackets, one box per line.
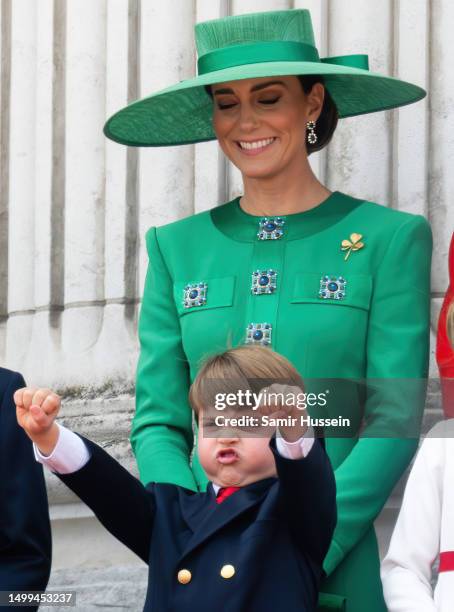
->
[306, 120, 317, 145]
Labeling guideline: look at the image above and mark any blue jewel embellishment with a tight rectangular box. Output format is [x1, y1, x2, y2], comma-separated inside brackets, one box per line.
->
[257, 217, 285, 240]
[246, 323, 272, 346]
[183, 282, 208, 308]
[319, 275, 347, 300]
[251, 269, 277, 294]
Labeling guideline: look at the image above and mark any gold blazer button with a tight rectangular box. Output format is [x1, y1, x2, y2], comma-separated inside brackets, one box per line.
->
[177, 569, 192, 584]
[220, 564, 235, 579]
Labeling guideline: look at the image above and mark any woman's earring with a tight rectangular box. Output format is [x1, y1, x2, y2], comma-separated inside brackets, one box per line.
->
[306, 120, 317, 145]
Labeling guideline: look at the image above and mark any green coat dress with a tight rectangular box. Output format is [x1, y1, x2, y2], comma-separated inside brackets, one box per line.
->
[132, 191, 432, 612]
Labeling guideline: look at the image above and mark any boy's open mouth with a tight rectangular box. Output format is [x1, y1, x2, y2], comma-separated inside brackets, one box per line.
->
[216, 449, 239, 464]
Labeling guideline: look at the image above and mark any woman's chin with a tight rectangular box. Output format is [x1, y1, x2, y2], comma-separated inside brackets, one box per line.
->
[235, 161, 283, 180]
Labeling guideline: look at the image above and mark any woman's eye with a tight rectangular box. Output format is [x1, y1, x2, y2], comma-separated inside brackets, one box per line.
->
[217, 102, 237, 110]
[216, 96, 280, 109]
[259, 97, 280, 105]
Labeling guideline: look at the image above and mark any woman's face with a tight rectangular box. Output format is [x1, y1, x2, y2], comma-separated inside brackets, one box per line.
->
[211, 76, 324, 179]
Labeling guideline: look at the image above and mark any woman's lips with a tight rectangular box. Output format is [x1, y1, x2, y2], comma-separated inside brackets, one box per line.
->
[216, 449, 239, 464]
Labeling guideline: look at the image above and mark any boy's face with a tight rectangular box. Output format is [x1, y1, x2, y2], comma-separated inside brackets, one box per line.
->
[197, 407, 277, 487]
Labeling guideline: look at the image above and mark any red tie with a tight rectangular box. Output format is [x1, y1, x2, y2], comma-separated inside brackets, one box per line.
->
[216, 486, 241, 504]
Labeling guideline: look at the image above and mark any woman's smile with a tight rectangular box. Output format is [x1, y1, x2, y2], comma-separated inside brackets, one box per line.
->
[236, 137, 277, 156]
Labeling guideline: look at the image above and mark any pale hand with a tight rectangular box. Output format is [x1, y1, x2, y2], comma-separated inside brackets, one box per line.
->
[14, 387, 61, 455]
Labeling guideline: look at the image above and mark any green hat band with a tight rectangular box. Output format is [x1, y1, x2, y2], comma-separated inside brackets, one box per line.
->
[197, 41, 369, 75]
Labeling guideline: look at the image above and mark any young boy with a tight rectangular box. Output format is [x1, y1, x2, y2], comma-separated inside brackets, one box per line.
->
[15, 345, 336, 612]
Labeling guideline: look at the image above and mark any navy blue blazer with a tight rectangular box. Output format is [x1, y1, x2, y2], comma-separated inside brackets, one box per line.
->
[57, 434, 336, 612]
[0, 368, 51, 612]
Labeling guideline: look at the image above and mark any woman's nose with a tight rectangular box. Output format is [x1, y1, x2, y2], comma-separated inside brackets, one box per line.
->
[238, 103, 259, 130]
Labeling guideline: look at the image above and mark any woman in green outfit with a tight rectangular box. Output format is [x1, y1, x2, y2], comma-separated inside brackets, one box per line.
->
[104, 9, 432, 612]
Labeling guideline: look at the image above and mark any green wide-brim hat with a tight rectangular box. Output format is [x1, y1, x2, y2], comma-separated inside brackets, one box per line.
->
[104, 9, 426, 147]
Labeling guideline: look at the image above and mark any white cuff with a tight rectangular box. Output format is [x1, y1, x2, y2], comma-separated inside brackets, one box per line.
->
[275, 426, 315, 459]
[33, 423, 91, 474]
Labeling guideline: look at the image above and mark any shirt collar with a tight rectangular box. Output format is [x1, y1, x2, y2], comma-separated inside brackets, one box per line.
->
[210, 479, 276, 495]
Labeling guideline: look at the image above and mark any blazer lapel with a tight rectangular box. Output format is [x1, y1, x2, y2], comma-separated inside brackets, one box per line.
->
[179, 481, 218, 533]
[179, 477, 276, 561]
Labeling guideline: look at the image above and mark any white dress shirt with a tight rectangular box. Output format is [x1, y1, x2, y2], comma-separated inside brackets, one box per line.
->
[34, 424, 315, 490]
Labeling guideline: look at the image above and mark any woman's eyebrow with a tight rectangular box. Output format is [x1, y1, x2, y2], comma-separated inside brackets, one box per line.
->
[213, 80, 287, 95]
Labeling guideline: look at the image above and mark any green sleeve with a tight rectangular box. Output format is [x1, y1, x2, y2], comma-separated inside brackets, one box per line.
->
[131, 227, 197, 491]
[323, 214, 432, 575]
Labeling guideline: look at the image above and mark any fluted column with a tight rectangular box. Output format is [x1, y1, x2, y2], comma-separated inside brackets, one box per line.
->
[60, 0, 107, 385]
[326, 0, 393, 205]
[6, 0, 37, 372]
[27, 0, 63, 385]
[393, 0, 429, 217]
[91, 0, 140, 385]
[137, 0, 195, 294]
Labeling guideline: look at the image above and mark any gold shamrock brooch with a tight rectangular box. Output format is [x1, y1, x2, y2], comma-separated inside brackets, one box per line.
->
[341, 233, 364, 260]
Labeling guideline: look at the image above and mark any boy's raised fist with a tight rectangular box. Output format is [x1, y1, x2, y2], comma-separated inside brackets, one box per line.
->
[14, 387, 61, 454]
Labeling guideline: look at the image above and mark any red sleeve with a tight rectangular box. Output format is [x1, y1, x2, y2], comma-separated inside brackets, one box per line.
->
[436, 232, 454, 417]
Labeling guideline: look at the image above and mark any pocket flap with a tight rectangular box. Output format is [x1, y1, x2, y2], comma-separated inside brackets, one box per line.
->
[291, 273, 372, 311]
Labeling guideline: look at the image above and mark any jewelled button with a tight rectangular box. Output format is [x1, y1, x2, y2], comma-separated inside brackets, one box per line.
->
[251, 269, 277, 294]
[257, 217, 285, 240]
[183, 282, 207, 309]
[318, 275, 347, 300]
[246, 323, 272, 346]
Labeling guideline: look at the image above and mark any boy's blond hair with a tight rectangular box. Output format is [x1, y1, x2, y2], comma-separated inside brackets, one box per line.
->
[189, 345, 304, 417]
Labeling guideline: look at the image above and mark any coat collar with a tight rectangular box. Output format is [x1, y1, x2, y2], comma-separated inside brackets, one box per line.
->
[178, 476, 277, 561]
[210, 191, 364, 243]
